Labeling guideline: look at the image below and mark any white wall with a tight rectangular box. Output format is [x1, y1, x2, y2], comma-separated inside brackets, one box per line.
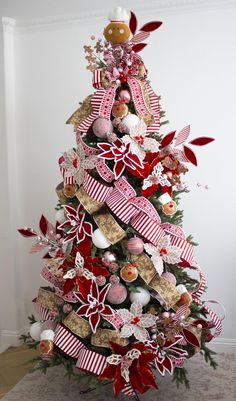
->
[0, 0, 235, 352]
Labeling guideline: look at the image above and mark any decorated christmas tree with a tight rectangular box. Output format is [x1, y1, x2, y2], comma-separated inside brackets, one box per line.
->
[19, 7, 223, 399]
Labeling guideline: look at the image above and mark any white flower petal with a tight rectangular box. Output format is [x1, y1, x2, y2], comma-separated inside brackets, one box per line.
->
[163, 245, 182, 264]
[139, 314, 157, 328]
[130, 301, 142, 317]
[117, 309, 133, 324]
[120, 324, 134, 338]
[151, 254, 164, 275]
[133, 326, 149, 342]
[144, 243, 156, 256]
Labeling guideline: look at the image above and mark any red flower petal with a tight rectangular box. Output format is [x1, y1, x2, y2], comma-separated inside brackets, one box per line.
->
[89, 312, 100, 333]
[18, 228, 37, 237]
[140, 21, 162, 32]
[99, 150, 114, 160]
[63, 232, 76, 243]
[132, 43, 147, 53]
[183, 328, 200, 347]
[162, 356, 173, 374]
[129, 11, 137, 34]
[189, 137, 215, 146]
[102, 305, 114, 316]
[64, 205, 77, 218]
[98, 283, 111, 303]
[77, 304, 89, 316]
[97, 143, 112, 152]
[160, 131, 176, 148]
[83, 221, 93, 237]
[39, 215, 48, 236]
[183, 145, 198, 166]
[114, 160, 125, 179]
[63, 279, 75, 295]
[91, 280, 99, 300]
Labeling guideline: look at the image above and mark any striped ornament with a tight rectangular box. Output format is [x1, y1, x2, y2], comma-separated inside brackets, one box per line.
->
[76, 348, 107, 375]
[54, 323, 86, 358]
[83, 172, 112, 203]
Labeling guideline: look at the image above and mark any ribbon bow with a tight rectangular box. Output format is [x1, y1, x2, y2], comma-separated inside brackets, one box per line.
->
[107, 348, 141, 383]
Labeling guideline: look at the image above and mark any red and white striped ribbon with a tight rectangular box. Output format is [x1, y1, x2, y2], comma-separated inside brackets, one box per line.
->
[58, 156, 75, 185]
[192, 298, 224, 338]
[54, 323, 86, 358]
[161, 223, 194, 264]
[83, 171, 113, 203]
[41, 266, 64, 292]
[127, 76, 153, 119]
[76, 348, 107, 375]
[122, 383, 135, 396]
[144, 81, 160, 134]
[131, 212, 165, 245]
[92, 69, 103, 89]
[106, 188, 138, 224]
[32, 299, 53, 321]
[78, 85, 117, 133]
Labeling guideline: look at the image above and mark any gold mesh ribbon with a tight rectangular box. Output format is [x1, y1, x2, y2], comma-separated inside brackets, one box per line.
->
[131, 254, 180, 309]
[93, 206, 126, 244]
[66, 95, 92, 131]
[138, 80, 155, 125]
[76, 186, 103, 214]
[91, 329, 129, 348]
[63, 311, 92, 338]
[37, 288, 59, 311]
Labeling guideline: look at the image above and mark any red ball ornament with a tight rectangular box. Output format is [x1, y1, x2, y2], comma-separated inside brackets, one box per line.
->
[106, 283, 127, 304]
[127, 237, 144, 255]
[101, 251, 117, 267]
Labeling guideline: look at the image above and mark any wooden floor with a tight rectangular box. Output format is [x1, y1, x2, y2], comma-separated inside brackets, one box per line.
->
[0, 346, 38, 399]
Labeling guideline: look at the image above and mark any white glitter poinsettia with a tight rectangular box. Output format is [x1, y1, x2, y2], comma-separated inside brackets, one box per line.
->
[144, 236, 181, 276]
[142, 162, 171, 190]
[60, 143, 97, 186]
[117, 301, 156, 342]
[122, 120, 159, 161]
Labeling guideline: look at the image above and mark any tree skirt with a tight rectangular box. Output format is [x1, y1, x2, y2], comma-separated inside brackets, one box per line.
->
[2, 353, 236, 401]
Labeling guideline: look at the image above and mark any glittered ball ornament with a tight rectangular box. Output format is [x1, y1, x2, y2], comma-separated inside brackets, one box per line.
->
[122, 114, 140, 130]
[127, 237, 144, 255]
[92, 117, 113, 139]
[92, 228, 111, 249]
[130, 287, 151, 306]
[55, 208, 66, 224]
[101, 251, 117, 267]
[118, 89, 131, 104]
[161, 272, 177, 286]
[29, 322, 42, 341]
[106, 283, 127, 304]
[120, 264, 138, 283]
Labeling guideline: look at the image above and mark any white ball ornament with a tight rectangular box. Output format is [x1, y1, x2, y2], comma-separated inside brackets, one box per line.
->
[29, 322, 42, 341]
[55, 208, 66, 224]
[92, 228, 111, 249]
[122, 114, 140, 130]
[130, 287, 151, 306]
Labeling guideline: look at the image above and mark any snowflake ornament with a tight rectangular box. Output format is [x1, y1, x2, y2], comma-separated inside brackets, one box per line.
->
[144, 236, 181, 275]
[142, 162, 171, 190]
[123, 120, 159, 161]
[117, 301, 156, 342]
[60, 143, 97, 187]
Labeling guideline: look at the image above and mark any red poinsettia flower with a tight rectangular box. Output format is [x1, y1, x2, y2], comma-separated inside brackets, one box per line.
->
[75, 280, 114, 333]
[98, 139, 143, 179]
[99, 342, 158, 397]
[61, 237, 110, 296]
[58, 204, 92, 244]
[149, 334, 188, 376]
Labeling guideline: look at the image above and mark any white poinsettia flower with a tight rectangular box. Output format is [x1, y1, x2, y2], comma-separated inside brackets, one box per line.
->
[61, 143, 97, 187]
[142, 162, 171, 190]
[122, 120, 159, 161]
[117, 301, 156, 343]
[144, 236, 181, 276]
